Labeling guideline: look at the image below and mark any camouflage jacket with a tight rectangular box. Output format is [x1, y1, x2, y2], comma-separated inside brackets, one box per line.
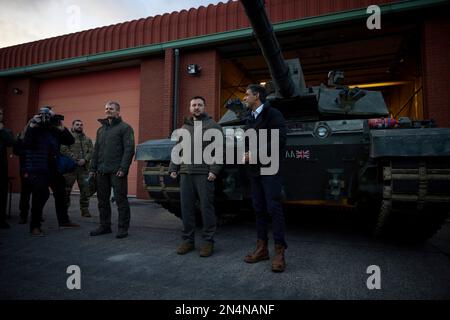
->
[60, 129, 94, 168]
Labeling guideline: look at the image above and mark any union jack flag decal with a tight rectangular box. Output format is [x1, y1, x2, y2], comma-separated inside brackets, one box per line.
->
[296, 150, 310, 159]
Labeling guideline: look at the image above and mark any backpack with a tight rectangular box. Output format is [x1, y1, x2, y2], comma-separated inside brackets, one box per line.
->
[56, 153, 77, 174]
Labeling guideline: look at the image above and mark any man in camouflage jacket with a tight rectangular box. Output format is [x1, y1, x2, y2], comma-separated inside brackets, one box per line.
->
[61, 119, 94, 217]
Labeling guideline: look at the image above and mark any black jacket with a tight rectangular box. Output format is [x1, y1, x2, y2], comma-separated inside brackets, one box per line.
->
[0, 126, 15, 175]
[244, 102, 287, 177]
[90, 117, 135, 175]
[22, 126, 75, 175]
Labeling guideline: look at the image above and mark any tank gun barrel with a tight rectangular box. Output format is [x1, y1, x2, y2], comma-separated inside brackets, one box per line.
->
[240, 0, 301, 98]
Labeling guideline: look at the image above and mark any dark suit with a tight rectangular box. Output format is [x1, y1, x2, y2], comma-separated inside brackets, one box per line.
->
[245, 102, 288, 248]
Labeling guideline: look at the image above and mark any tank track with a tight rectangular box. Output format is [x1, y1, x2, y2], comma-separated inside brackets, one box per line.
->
[143, 161, 247, 224]
[374, 160, 450, 243]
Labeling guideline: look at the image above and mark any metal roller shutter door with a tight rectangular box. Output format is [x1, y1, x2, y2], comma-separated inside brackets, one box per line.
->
[38, 67, 140, 196]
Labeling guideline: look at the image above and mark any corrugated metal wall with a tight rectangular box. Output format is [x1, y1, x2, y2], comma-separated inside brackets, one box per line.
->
[0, 0, 398, 70]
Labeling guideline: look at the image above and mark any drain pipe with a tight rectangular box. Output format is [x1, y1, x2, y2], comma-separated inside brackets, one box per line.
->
[172, 48, 180, 132]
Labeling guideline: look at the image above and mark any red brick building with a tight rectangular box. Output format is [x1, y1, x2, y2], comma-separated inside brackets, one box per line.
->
[1, 0, 449, 198]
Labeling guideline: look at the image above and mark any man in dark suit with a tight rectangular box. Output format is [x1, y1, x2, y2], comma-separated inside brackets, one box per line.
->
[242, 84, 288, 272]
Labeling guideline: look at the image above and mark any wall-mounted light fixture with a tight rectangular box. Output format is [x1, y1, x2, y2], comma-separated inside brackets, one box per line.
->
[187, 64, 201, 75]
[13, 88, 23, 95]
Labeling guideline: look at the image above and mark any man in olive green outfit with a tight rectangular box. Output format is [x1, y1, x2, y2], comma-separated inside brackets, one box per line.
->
[89, 101, 135, 239]
[169, 96, 223, 257]
[61, 119, 94, 217]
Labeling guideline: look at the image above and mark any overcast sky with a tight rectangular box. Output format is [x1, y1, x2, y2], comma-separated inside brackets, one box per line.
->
[0, 0, 228, 48]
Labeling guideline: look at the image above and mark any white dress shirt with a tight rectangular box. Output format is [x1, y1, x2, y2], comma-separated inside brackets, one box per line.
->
[252, 104, 264, 119]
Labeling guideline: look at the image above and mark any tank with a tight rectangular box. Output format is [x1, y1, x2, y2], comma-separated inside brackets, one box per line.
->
[136, 0, 450, 243]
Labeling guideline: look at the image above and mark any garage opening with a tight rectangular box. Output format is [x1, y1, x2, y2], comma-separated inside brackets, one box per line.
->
[219, 16, 424, 121]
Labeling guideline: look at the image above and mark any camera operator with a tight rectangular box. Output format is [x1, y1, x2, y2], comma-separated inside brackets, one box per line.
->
[23, 107, 80, 236]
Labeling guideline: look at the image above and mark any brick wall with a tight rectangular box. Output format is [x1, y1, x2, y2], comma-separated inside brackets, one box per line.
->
[422, 10, 450, 127]
[178, 49, 221, 125]
[135, 49, 221, 199]
[137, 57, 166, 199]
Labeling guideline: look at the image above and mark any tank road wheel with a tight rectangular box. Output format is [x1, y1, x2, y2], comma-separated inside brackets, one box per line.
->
[143, 162, 260, 225]
[143, 161, 181, 218]
[374, 161, 450, 243]
[374, 200, 449, 243]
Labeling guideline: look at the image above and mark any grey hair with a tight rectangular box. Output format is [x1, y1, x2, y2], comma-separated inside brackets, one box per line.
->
[106, 101, 121, 111]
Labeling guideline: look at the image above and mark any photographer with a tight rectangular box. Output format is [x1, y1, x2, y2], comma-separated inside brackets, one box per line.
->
[23, 107, 79, 236]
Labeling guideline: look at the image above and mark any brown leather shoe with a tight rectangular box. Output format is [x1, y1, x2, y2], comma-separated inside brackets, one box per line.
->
[31, 228, 44, 237]
[271, 244, 286, 272]
[244, 239, 269, 263]
[59, 221, 80, 229]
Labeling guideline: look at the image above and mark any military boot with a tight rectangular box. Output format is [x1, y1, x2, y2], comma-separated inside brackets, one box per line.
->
[271, 244, 286, 272]
[81, 210, 92, 218]
[116, 229, 128, 239]
[244, 239, 269, 263]
[177, 242, 195, 255]
[90, 226, 112, 236]
[59, 221, 80, 229]
[199, 242, 214, 257]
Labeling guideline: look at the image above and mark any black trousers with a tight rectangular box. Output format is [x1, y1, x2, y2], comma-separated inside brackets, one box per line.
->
[19, 175, 32, 220]
[27, 172, 71, 230]
[250, 174, 287, 248]
[0, 170, 7, 223]
[96, 173, 130, 231]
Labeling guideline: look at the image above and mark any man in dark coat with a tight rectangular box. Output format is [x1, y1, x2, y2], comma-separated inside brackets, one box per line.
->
[242, 84, 288, 272]
[89, 101, 135, 239]
[22, 107, 79, 236]
[169, 96, 223, 257]
[0, 107, 15, 229]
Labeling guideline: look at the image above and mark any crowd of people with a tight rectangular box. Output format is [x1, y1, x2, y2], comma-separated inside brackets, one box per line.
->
[0, 84, 288, 272]
[0, 101, 135, 238]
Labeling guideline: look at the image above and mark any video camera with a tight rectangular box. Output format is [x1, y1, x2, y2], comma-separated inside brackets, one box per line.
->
[31, 107, 64, 127]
